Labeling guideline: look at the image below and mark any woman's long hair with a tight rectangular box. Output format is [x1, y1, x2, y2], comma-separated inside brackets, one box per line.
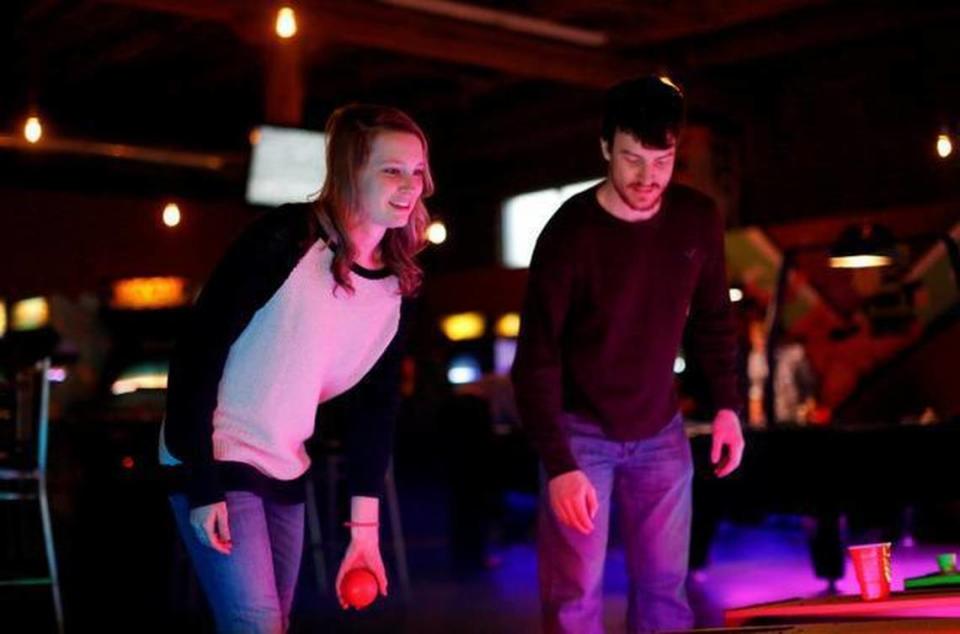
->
[314, 104, 434, 296]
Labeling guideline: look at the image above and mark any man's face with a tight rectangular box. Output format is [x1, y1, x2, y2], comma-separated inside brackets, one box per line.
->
[601, 130, 676, 213]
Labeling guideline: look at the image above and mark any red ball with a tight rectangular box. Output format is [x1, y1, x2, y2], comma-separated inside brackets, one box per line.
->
[340, 567, 379, 609]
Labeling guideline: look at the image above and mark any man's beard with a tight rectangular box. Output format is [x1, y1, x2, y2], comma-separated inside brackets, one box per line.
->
[613, 179, 664, 213]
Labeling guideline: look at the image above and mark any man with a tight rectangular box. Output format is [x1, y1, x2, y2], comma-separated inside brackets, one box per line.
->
[511, 75, 745, 634]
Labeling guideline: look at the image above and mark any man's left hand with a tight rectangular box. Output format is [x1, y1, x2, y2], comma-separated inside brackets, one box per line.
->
[711, 409, 744, 477]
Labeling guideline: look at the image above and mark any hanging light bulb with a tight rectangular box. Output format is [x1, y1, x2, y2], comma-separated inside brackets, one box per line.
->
[276, 7, 298, 38]
[658, 75, 680, 92]
[936, 133, 953, 159]
[24, 116, 42, 143]
[426, 220, 447, 245]
[163, 202, 182, 228]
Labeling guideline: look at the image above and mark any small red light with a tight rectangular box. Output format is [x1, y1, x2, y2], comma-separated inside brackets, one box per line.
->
[121, 456, 135, 469]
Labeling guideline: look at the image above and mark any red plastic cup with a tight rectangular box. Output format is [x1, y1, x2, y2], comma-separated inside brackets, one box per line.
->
[848, 542, 892, 600]
[340, 567, 379, 609]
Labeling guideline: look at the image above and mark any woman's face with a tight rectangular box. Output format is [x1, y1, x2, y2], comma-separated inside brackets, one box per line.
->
[354, 131, 426, 229]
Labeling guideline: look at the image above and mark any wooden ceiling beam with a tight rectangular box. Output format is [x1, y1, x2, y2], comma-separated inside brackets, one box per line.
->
[94, 0, 641, 87]
[92, 0, 239, 23]
[617, 0, 834, 46]
[305, 1, 633, 87]
[661, 2, 960, 70]
[528, 0, 834, 47]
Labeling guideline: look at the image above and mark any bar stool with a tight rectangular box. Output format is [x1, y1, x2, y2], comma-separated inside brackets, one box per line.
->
[0, 357, 65, 634]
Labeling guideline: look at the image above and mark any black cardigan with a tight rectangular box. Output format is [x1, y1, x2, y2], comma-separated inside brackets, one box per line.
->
[163, 203, 411, 508]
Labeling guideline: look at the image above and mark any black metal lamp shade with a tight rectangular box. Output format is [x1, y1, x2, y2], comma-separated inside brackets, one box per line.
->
[829, 223, 898, 269]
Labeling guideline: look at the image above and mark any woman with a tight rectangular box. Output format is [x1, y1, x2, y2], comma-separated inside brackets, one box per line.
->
[160, 104, 433, 633]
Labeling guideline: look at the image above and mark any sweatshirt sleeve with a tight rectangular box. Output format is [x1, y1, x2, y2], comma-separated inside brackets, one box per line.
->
[510, 219, 579, 478]
[339, 300, 412, 499]
[686, 205, 742, 416]
[164, 205, 307, 508]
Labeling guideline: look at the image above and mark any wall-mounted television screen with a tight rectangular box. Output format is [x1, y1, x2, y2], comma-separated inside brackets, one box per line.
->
[245, 125, 326, 207]
[500, 178, 601, 268]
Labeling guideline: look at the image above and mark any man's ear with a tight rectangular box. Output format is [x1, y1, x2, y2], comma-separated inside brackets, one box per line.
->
[600, 138, 611, 161]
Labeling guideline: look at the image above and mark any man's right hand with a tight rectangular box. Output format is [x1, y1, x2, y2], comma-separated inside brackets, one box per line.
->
[548, 470, 598, 535]
[189, 501, 232, 555]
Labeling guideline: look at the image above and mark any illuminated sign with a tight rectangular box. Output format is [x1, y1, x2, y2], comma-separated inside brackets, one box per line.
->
[495, 313, 521, 338]
[11, 297, 50, 330]
[440, 312, 486, 341]
[447, 355, 481, 385]
[111, 277, 188, 310]
[111, 363, 169, 395]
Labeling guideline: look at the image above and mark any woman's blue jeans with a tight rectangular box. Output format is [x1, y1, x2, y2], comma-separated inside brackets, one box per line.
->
[170, 491, 305, 634]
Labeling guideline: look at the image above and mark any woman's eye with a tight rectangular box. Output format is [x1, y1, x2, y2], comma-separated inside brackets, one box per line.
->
[383, 168, 400, 175]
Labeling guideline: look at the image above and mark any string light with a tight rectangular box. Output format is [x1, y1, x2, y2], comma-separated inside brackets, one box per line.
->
[936, 133, 953, 159]
[426, 220, 447, 244]
[276, 7, 298, 38]
[163, 202, 181, 228]
[24, 116, 42, 143]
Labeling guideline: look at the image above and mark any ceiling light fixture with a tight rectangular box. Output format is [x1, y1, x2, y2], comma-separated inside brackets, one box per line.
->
[829, 223, 897, 269]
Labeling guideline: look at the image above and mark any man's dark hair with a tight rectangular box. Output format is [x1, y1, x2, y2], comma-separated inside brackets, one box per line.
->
[601, 75, 685, 149]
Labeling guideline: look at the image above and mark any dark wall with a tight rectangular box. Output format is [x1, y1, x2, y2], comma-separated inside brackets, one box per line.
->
[731, 23, 960, 224]
[3, 21, 960, 292]
[0, 187, 254, 298]
[422, 84, 604, 272]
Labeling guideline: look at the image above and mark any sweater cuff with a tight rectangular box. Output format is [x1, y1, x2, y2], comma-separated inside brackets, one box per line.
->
[542, 450, 580, 480]
[710, 378, 742, 417]
[346, 476, 384, 500]
[186, 463, 225, 509]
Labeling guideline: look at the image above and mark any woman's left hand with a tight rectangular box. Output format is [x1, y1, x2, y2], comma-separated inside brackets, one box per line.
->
[335, 526, 388, 609]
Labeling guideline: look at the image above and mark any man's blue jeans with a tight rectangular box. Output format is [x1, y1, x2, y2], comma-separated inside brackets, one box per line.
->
[170, 491, 305, 634]
[539, 413, 694, 634]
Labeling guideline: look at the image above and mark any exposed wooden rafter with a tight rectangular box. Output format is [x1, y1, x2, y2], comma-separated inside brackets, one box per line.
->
[94, 0, 641, 87]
